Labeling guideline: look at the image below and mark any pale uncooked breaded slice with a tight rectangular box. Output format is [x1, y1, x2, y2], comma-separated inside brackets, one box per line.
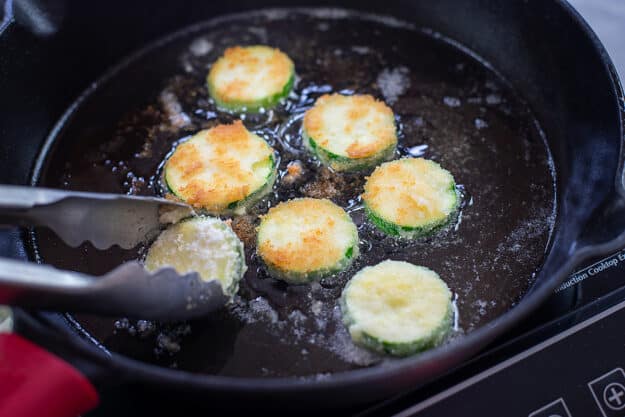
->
[341, 260, 452, 356]
[144, 216, 247, 297]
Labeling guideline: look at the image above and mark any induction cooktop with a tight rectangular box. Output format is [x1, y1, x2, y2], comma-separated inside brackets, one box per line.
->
[359, 248, 625, 416]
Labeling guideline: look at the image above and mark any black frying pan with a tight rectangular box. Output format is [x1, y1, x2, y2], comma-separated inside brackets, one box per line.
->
[1, 0, 625, 415]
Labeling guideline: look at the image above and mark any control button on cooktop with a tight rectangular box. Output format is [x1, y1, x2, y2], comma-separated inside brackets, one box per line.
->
[589, 368, 625, 417]
[528, 398, 572, 417]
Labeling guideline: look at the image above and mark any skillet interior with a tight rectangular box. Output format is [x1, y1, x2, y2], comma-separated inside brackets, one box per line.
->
[30, 9, 556, 377]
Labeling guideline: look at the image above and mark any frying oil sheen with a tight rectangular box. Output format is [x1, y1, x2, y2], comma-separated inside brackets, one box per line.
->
[34, 9, 556, 377]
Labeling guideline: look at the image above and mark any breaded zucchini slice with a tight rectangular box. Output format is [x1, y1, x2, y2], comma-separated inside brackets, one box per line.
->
[362, 158, 458, 238]
[256, 198, 359, 284]
[164, 120, 277, 215]
[341, 260, 453, 356]
[207, 45, 295, 112]
[144, 216, 247, 298]
[302, 94, 397, 172]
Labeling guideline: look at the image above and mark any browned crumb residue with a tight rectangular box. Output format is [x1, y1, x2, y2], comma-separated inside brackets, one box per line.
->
[301, 167, 348, 199]
[230, 214, 257, 248]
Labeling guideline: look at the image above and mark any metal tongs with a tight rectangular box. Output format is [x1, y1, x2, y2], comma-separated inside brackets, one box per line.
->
[0, 185, 228, 321]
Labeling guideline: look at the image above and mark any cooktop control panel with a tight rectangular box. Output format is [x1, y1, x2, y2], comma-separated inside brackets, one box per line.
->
[394, 251, 625, 417]
[399, 296, 625, 416]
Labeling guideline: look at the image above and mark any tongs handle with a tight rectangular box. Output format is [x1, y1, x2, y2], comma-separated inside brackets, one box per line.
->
[0, 257, 227, 321]
[0, 257, 92, 290]
[0, 184, 74, 210]
[0, 185, 67, 226]
[0, 257, 93, 308]
[0, 185, 191, 249]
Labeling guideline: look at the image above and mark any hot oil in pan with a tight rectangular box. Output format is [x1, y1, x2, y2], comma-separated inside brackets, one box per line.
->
[32, 9, 556, 377]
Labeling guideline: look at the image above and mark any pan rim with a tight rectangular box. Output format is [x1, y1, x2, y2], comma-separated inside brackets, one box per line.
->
[0, 0, 13, 35]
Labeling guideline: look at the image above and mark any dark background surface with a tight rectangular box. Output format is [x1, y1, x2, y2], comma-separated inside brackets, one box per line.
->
[569, 0, 625, 79]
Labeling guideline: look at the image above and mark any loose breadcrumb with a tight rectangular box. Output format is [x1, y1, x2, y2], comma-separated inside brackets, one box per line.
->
[282, 160, 306, 185]
[231, 214, 258, 248]
[301, 167, 348, 200]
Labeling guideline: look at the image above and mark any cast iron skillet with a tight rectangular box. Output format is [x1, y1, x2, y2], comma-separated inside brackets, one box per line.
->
[1, 0, 625, 414]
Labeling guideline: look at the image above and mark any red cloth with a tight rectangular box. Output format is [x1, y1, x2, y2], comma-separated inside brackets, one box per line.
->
[0, 333, 99, 417]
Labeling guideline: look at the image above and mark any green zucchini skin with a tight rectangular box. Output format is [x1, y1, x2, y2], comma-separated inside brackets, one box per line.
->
[302, 94, 398, 172]
[340, 260, 453, 357]
[364, 187, 459, 239]
[207, 45, 295, 113]
[208, 73, 294, 113]
[256, 198, 359, 284]
[144, 216, 247, 298]
[163, 121, 277, 215]
[262, 243, 359, 284]
[340, 295, 452, 356]
[166, 155, 277, 216]
[303, 131, 396, 172]
[362, 158, 459, 238]
[225, 156, 278, 215]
